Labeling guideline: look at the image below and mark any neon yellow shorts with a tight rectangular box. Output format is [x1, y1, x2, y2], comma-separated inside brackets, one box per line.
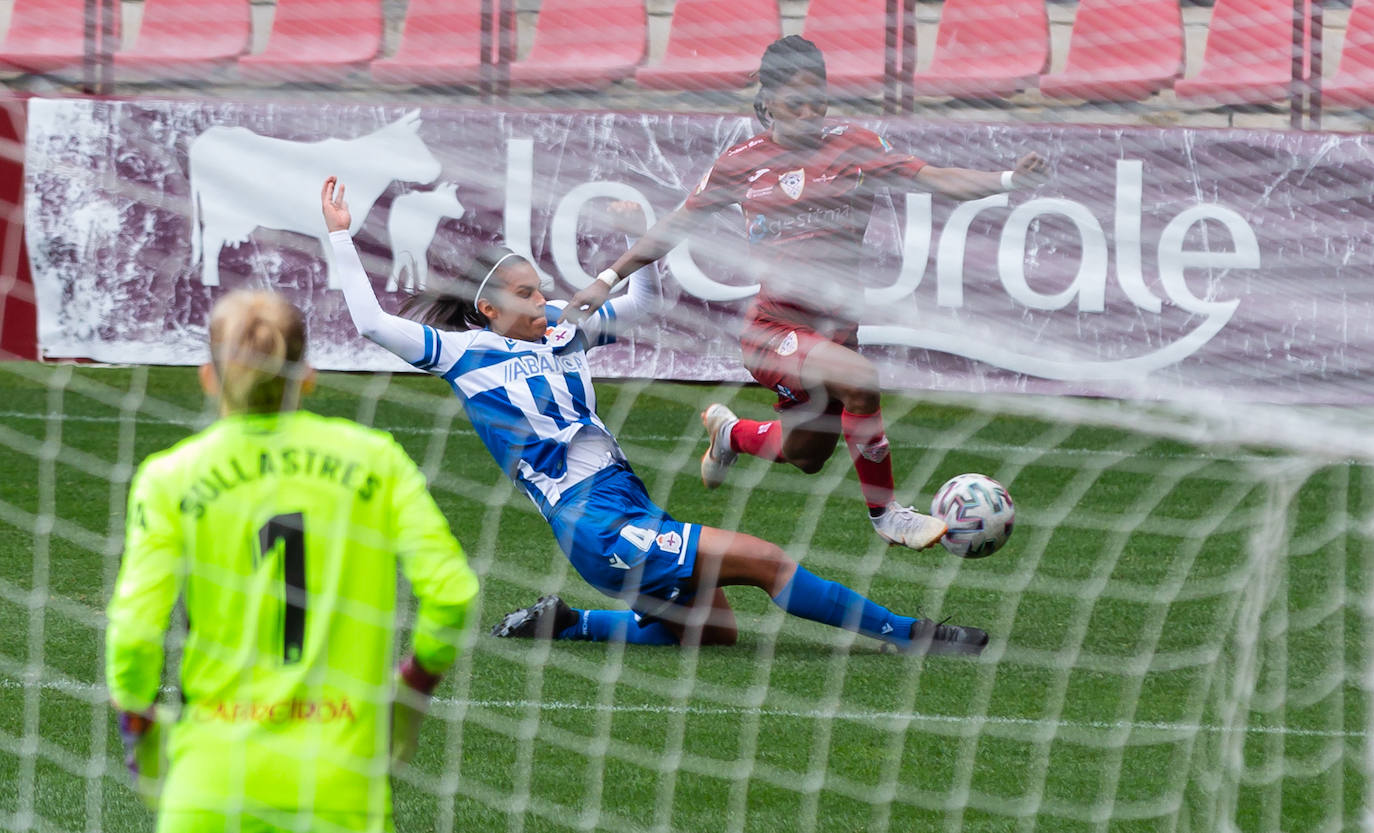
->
[155, 809, 393, 833]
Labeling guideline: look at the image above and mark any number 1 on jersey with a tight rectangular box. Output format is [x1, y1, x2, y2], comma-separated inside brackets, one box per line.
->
[258, 513, 306, 664]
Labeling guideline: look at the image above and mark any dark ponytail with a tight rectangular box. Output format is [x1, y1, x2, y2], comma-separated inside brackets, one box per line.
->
[753, 35, 827, 128]
[399, 245, 528, 331]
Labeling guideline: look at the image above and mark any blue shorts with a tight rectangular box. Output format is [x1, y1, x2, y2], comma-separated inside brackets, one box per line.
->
[548, 464, 700, 615]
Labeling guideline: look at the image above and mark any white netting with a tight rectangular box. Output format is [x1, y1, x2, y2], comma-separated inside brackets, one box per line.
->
[1, 361, 1372, 831]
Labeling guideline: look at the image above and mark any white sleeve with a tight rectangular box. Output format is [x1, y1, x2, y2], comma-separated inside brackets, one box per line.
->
[581, 255, 665, 347]
[330, 230, 431, 366]
[608, 260, 665, 322]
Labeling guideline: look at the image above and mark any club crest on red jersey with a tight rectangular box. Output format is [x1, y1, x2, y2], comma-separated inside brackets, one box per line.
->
[776, 331, 799, 357]
[779, 169, 805, 200]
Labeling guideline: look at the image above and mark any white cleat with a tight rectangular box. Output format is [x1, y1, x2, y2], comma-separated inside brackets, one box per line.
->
[871, 502, 948, 550]
[700, 403, 739, 490]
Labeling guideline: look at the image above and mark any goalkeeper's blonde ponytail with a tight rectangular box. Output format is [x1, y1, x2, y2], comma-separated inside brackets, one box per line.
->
[208, 290, 308, 414]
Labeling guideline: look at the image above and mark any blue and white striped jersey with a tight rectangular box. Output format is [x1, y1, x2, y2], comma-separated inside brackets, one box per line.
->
[412, 304, 624, 512]
[331, 231, 660, 515]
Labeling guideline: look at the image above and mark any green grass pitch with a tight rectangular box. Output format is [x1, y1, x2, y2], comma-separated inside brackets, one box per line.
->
[0, 362, 1369, 832]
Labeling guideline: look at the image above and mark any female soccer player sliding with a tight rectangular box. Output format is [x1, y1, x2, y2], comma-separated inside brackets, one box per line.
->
[106, 290, 479, 831]
[322, 176, 987, 656]
[564, 35, 1050, 552]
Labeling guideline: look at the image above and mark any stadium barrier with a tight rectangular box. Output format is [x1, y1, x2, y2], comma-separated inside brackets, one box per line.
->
[19, 95, 1374, 404]
[0, 94, 37, 360]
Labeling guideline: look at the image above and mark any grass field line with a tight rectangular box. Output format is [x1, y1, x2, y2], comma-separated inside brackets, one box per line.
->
[3, 675, 1363, 741]
[0, 408, 1265, 463]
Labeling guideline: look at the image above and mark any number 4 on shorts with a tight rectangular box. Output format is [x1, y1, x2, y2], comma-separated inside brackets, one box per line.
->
[611, 524, 656, 570]
[619, 525, 656, 551]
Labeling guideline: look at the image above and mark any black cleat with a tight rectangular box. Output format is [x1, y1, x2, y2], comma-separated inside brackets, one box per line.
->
[490, 595, 579, 639]
[904, 617, 989, 656]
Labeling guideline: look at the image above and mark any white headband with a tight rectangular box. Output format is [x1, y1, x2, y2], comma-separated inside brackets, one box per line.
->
[474, 252, 521, 305]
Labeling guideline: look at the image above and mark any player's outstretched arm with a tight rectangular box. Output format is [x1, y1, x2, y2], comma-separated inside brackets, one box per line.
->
[321, 176, 430, 365]
[580, 201, 666, 339]
[562, 202, 709, 324]
[569, 254, 665, 349]
[914, 152, 1049, 201]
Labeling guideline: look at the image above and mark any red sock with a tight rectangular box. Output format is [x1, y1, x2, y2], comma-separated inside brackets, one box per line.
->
[731, 419, 786, 462]
[842, 408, 894, 510]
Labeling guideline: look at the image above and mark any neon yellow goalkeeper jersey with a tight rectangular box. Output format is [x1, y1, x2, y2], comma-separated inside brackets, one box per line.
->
[106, 410, 478, 820]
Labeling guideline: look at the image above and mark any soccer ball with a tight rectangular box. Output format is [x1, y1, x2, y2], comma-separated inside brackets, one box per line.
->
[931, 474, 1014, 558]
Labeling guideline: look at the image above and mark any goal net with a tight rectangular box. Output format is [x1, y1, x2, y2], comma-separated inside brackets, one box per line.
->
[3, 364, 1372, 832]
[4, 2, 1374, 832]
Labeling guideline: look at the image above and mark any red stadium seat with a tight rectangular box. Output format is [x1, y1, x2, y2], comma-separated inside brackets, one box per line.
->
[370, 0, 493, 87]
[1321, 0, 1374, 107]
[1172, 0, 1301, 105]
[238, 0, 381, 84]
[908, 0, 1048, 99]
[0, 0, 118, 75]
[115, 0, 250, 79]
[509, 0, 645, 90]
[802, 0, 891, 97]
[1038, 0, 1182, 102]
[634, 0, 779, 91]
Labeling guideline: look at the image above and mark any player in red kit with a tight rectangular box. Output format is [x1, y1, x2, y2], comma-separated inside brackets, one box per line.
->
[565, 35, 1048, 551]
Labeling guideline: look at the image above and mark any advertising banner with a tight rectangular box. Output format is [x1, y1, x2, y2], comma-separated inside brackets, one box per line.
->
[25, 97, 1374, 402]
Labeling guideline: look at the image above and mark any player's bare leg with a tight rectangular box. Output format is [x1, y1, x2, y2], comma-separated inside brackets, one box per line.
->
[778, 404, 843, 473]
[699, 394, 838, 488]
[776, 403, 943, 551]
[494, 527, 984, 654]
[654, 588, 739, 647]
[705, 342, 943, 550]
[793, 341, 946, 550]
[687, 526, 986, 654]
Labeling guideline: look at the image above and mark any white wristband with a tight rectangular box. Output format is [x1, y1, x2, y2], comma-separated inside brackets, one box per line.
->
[1001, 170, 1017, 190]
[595, 268, 619, 288]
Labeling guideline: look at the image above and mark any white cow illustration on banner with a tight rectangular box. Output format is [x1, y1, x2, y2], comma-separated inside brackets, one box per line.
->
[386, 183, 465, 292]
[188, 110, 441, 288]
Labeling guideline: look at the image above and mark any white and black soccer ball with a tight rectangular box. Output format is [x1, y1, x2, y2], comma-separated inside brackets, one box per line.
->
[931, 473, 1014, 559]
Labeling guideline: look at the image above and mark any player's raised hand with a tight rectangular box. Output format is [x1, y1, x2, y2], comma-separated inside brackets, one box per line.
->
[1012, 152, 1049, 189]
[559, 279, 613, 325]
[321, 176, 352, 232]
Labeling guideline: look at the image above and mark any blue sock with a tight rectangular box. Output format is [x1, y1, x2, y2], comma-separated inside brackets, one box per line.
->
[770, 567, 916, 649]
[557, 609, 679, 646]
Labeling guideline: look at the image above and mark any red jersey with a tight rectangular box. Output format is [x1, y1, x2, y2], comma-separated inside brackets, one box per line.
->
[684, 123, 926, 327]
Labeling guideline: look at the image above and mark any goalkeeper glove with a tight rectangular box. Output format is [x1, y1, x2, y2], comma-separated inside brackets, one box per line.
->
[391, 655, 442, 767]
[117, 707, 168, 810]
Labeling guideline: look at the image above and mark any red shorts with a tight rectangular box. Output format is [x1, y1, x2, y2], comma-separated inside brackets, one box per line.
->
[739, 309, 859, 411]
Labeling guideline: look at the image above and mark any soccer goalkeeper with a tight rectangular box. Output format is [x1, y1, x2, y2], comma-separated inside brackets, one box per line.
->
[105, 290, 479, 832]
